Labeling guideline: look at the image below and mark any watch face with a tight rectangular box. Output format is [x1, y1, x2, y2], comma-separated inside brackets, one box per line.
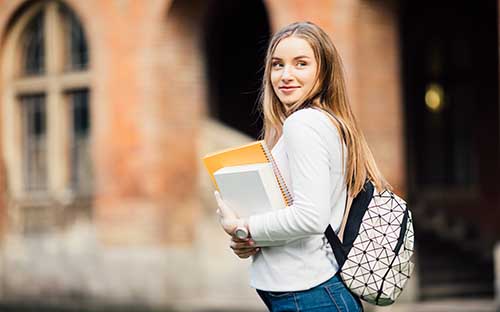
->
[235, 228, 248, 239]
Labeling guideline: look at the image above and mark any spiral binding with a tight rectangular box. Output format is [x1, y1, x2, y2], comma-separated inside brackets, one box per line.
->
[260, 142, 293, 206]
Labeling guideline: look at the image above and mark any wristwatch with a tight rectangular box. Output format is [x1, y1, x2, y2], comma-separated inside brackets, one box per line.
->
[234, 226, 249, 239]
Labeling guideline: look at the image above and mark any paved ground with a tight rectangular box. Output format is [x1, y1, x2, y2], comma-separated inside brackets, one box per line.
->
[0, 299, 496, 312]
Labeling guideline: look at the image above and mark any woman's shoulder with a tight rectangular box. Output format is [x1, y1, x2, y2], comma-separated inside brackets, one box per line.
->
[284, 107, 336, 133]
[282, 108, 343, 150]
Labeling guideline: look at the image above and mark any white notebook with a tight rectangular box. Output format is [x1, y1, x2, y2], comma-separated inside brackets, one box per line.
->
[214, 162, 284, 217]
[214, 162, 285, 247]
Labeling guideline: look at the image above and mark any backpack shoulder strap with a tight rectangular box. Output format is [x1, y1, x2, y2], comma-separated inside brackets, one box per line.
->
[338, 192, 353, 242]
[315, 108, 352, 242]
[324, 187, 351, 266]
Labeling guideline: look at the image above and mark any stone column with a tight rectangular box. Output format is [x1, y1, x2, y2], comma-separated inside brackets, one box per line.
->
[92, 0, 204, 246]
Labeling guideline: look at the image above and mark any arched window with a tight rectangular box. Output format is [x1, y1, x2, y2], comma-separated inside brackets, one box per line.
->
[2, 1, 92, 208]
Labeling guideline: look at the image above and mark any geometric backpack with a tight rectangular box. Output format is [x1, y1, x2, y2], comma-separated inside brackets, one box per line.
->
[324, 179, 415, 306]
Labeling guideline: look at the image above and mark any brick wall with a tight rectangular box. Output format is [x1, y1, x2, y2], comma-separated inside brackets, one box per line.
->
[265, 0, 405, 193]
[0, 0, 409, 309]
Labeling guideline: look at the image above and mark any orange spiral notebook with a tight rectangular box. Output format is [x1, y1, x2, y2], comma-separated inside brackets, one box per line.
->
[202, 140, 293, 207]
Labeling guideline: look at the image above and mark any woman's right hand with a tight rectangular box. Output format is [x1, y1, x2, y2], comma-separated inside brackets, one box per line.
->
[230, 236, 260, 259]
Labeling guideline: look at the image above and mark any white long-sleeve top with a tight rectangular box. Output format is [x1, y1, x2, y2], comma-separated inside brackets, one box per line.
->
[248, 108, 348, 291]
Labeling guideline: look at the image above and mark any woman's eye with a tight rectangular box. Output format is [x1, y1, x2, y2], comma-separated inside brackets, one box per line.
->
[297, 61, 307, 67]
[272, 62, 283, 68]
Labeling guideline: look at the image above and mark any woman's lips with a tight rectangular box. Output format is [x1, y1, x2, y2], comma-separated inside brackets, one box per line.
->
[279, 86, 300, 94]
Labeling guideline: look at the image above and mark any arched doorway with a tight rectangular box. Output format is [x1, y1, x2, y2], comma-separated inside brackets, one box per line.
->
[400, 0, 499, 299]
[202, 0, 271, 139]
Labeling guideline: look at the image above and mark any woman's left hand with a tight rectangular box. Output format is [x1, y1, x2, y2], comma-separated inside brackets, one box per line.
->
[214, 191, 260, 258]
[230, 236, 260, 258]
[214, 190, 246, 236]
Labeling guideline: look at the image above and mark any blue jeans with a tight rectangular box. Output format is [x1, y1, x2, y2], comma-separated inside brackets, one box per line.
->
[256, 272, 363, 312]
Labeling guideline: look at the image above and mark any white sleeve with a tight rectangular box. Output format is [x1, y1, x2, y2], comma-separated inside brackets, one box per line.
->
[248, 111, 333, 242]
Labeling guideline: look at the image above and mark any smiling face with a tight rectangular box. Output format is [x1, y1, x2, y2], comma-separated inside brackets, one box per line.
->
[270, 36, 318, 108]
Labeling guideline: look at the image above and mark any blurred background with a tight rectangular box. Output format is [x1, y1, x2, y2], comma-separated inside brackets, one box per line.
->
[0, 0, 499, 311]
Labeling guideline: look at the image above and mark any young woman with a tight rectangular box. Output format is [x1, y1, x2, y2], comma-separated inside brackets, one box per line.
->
[215, 21, 390, 312]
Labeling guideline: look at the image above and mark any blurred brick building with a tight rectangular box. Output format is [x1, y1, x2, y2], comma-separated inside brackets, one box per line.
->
[0, 0, 498, 310]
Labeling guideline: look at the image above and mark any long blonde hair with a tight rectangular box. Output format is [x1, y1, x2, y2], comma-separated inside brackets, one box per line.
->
[259, 21, 390, 197]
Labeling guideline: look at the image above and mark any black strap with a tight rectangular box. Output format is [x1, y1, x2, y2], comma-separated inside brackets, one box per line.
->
[325, 224, 347, 265]
[325, 187, 349, 266]
[325, 180, 374, 267]
[320, 109, 352, 265]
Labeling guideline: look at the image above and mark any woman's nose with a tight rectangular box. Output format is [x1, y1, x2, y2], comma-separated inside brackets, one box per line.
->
[281, 66, 293, 80]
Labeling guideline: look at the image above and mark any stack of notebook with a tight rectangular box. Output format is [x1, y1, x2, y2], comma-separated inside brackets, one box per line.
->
[202, 140, 292, 218]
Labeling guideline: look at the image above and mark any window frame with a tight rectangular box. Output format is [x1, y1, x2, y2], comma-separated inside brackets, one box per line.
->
[1, 1, 92, 204]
